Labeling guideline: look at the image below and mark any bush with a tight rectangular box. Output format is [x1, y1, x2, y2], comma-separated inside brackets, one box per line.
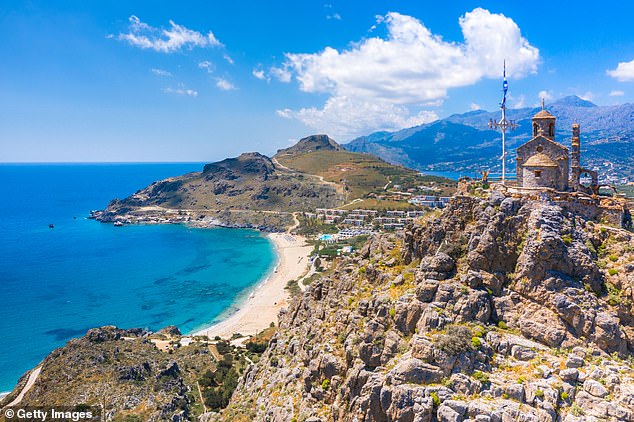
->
[561, 234, 573, 246]
[199, 369, 216, 387]
[430, 391, 440, 407]
[535, 389, 544, 400]
[560, 391, 569, 400]
[472, 370, 489, 384]
[436, 325, 473, 356]
[216, 340, 231, 355]
[471, 337, 482, 348]
[608, 268, 619, 276]
[609, 254, 619, 262]
[498, 321, 508, 330]
[321, 378, 330, 390]
[472, 325, 485, 338]
[245, 340, 268, 354]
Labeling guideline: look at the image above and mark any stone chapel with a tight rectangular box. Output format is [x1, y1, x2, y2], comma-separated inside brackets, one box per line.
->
[515, 103, 598, 193]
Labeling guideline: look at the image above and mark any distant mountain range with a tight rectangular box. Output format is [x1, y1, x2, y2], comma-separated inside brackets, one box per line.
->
[346, 96, 634, 181]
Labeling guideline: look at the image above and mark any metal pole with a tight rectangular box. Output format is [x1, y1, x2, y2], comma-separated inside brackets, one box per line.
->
[501, 106, 506, 185]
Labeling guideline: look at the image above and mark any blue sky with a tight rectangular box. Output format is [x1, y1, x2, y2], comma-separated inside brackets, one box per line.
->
[2, 1, 634, 162]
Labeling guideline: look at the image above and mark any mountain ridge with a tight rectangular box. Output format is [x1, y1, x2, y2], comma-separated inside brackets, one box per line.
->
[346, 96, 634, 179]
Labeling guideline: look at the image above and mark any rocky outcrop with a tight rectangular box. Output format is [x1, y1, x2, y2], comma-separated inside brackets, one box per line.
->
[0, 326, 214, 421]
[225, 189, 634, 421]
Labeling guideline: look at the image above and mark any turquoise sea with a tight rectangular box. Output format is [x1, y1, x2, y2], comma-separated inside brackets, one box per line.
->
[0, 164, 276, 392]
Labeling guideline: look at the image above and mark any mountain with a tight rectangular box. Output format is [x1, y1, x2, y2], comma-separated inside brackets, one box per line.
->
[92, 136, 456, 230]
[347, 96, 634, 180]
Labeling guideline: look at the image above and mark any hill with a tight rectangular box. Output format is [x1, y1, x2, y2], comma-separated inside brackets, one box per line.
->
[94, 136, 457, 228]
[347, 96, 634, 181]
[275, 134, 343, 155]
[94, 151, 344, 231]
[274, 136, 456, 209]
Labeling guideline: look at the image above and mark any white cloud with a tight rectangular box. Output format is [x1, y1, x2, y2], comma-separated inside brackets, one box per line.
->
[117, 15, 221, 53]
[470, 103, 481, 111]
[270, 66, 292, 83]
[326, 13, 342, 20]
[510, 94, 526, 109]
[163, 86, 198, 97]
[537, 90, 553, 102]
[151, 68, 172, 77]
[276, 8, 539, 139]
[609, 90, 625, 97]
[607, 59, 634, 82]
[216, 78, 236, 91]
[223, 54, 234, 64]
[252, 67, 269, 81]
[277, 97, 438, 139]
[198, 60, 214, 73]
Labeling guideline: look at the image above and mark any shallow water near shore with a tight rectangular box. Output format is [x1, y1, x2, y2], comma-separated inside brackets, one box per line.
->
[0, 163, 275, 392]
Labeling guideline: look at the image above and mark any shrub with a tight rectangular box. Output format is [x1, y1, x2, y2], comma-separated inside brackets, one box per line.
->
[471, 337, 482, 348]
[570, 404, 585, 416]
[389, 308, 396, 318]
[245, 340, 268, 354]
[472, 370, 489, 384]
[322, 378, 330, 390]
[436, 325, 473, 356]
[535, 389, 544, 400]
[473, 325, 485, 338]
[608, 268, 619, 276]
[560, 391, 569, 400]
[498, 321, 508, 330]
[609, 254, 619, 262]
[561, 234, 573, 246]
[430, 391, 440, 407]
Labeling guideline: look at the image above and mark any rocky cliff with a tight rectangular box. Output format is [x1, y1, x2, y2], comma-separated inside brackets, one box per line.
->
[225, 188, 634, 421]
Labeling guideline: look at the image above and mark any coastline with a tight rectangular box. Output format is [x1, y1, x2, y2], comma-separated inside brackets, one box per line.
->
[191, 232, 312, 339]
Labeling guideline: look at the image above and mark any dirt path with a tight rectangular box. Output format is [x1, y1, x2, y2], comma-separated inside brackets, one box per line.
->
[287, 212, 301, 234]
[6, 366, 41, 407]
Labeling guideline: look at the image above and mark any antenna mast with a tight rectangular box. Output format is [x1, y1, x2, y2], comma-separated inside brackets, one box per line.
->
[488, 61, 518, 185]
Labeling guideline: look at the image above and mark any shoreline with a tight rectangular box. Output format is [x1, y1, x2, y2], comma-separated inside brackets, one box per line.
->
[191, 232, 312, 339]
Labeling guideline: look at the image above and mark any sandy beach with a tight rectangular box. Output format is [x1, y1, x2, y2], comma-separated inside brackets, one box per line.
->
[192, 233, 312, 339]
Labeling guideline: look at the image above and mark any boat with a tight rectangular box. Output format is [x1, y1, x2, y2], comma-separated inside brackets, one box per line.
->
[48, 224, 54, 229]
[114, 221, 124, 227]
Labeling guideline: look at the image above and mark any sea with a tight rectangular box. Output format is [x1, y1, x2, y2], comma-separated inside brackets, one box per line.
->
[0, 163, 276, 392]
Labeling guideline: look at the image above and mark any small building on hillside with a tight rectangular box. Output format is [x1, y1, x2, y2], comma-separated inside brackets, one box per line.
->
[515, 102, 598, 193]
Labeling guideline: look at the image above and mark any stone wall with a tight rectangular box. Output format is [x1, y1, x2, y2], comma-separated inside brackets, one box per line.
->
[522, 166, 560, 190]
[516, 136, 569, 190]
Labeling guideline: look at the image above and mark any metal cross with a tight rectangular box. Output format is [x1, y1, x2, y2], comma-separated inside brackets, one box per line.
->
[488, 68, 518, 185]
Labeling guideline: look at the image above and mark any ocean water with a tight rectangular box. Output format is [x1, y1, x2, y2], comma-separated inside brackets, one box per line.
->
[0, 164, 276, 392]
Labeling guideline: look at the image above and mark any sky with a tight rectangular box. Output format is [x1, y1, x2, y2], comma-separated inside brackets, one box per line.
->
[2, 0, 634, 162]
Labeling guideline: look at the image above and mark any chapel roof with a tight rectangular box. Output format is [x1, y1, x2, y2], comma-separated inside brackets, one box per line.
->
[533, 109, 555, 119]
[522, 152, 559, 168]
